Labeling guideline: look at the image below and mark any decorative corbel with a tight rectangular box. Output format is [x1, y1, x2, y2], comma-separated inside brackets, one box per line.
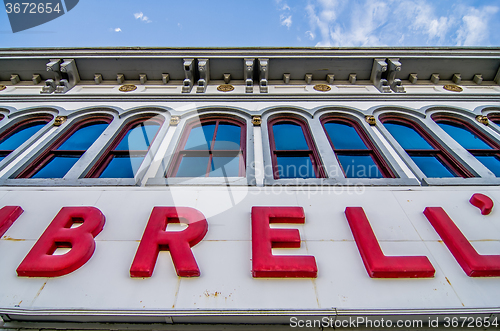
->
[387, 58, 405, 93]
[244, 58, 254, 93]
[182, 59, 195, 93]
[41, 59, 61, 94]
[370, 58, 390, 93]
[258, 58, 268, 93]
[196, 59, 209, 93]
[55, 59, 80, 94]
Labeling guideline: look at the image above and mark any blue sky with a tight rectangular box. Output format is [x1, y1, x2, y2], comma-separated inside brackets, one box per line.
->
[1, 0, 499, 48]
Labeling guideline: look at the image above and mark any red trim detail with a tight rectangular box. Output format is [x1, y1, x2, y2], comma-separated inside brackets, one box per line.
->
[321, 116, 395, 178]
[0, 206, 24, 237]
[251, 206, 318, 278]
[167, 116, 246, 177]
[470, 193, 494, 215]
[130, 207, 208, 277]
[268, 116, 325, 179]
[345, 207, 435, 278]
[16, 207, 105, 277]
[424, 204, 500, 277]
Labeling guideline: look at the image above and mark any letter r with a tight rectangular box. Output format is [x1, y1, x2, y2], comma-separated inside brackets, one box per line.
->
[130, 207, 208, 277]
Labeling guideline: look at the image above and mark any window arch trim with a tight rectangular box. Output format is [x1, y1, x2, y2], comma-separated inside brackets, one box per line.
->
[0, 115, 53, 160]
[16, 115, 113, 178]
[268, 115, 325, 179]
[167, 115, 247, 178]
[320, 116, 395, 178]
[85, 115, 164, 178]
[380, 116, 474, 178]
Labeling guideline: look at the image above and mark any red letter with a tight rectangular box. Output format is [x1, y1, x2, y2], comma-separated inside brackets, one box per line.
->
[17, 207, 105, 277]
[251, 206, 317, 278]
[130, 207, 208, 277]
[424, 194, 500, 277]
[345, 207, 435, 278]
[0, 206, 24, 237]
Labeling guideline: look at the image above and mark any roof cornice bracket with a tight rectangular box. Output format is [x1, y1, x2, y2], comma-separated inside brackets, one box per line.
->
[182, 59, 195, 93]
[258, 58, 268, 93]
[244, 58, 254, 93]
[370, 58, 390, 93]
[196, 59, 209, 93]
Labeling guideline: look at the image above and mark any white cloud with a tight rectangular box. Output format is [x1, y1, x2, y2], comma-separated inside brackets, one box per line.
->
[304, 0, 499, 47]
[456, 6, 498, 46]
[280, 14, 292, 29]
[114, 28, 122, 32]
[276, 0, 292, 29]
[134, 12, 152, 23]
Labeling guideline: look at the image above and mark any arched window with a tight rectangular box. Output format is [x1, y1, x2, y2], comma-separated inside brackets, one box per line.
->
[86, 116, 163, 178]
[322, 118, 393, 178]
[268, 117, 324, 179]
[381, 117, 472, 178]
[167, 117, 246, 177]
[434, 116, 500, 177]
[17, 116, 111, 178]
[0, 116, 52, 162]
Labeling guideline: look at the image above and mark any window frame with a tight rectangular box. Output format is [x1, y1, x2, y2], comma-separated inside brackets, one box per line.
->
[0, 115, 53, 161]
[380, 116, 473, 179]
[268, 116, 325, 179]
[15, 115, 113, 179]
[166, 116, 247, 178]
[321, 116, 395, 178]
[433, 115, 500, 175]
[85, 115, 163, 179]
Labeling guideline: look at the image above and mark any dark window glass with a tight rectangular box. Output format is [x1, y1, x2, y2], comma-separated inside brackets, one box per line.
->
[184, 124, 215, 150]
[435, 119, 500, 177]
[383, 119, 470, 178]
[337, 155, 384, 178]
[437, 122, 491, 150]
[323, 119, 392, 178]
[86, 118, 162, 178]
[115, 123, 160, 151]
[269, 118, 323, 179]
[0, 123, 45, 151]
[324, 122, 367, 150]
[209, 156, 240, 177]
[31, 156, 80, 178]
[0, 118, 51, 164]
[57, 123, 108, 151]
[277, 156, 316, 179]
[273, 123, 309, 150]
[99, 156, 145, 178]
[169, 119, 245, 178]
[98, 122, 160, 178]
[213, 124, 241, 150]
[476, 156, 500, 177]
[384, 122, 433, 150]
[410, 156, 456, 178]
[19, 121, 109, 179]
[176, 156, 210, 177]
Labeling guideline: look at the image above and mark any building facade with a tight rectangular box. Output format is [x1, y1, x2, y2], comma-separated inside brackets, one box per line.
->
[0, 47, 499, 329]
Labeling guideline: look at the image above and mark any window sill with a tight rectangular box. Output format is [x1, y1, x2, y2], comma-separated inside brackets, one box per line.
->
[0, 178, 139, 186]
[421, 177, 500, 186]
[263, 177, 420, 186]
[146, 177, 253, 186]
